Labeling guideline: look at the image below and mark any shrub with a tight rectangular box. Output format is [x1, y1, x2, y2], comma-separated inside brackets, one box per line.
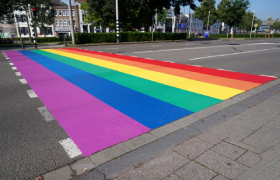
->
[75, 32, 187, 44]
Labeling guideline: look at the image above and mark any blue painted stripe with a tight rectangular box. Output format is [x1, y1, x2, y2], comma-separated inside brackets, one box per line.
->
[19, 51, 193, 129]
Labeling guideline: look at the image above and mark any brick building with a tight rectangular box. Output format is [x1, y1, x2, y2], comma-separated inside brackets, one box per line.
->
[52, 0, 81, 37]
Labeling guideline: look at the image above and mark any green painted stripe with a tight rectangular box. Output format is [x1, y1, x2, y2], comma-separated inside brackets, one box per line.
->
[32, 50, 222, 112]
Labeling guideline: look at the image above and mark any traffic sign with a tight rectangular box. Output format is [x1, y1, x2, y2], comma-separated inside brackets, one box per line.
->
[254, 24, 258, 27]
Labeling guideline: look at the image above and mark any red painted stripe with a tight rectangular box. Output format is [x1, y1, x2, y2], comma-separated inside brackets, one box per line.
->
[65, 48, 276, 84]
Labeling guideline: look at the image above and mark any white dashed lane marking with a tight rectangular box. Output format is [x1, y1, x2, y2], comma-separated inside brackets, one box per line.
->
[27, 90, 38, 98]
[38, 106, 55, 122]
[19, 79, 28, 84]
[59, 138, 82, 158]
[15, 72, 22, 76]
[9, 63, 14, 65]
[12, 67, 17, 70]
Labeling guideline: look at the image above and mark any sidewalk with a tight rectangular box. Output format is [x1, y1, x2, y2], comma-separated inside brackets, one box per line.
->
[34, 77, 280, 180]
[110, 82, 280, 180]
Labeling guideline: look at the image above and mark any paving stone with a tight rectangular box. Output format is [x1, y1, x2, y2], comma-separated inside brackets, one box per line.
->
[254, 161, 280, 180]
[260, 143, 280, 161]
[211, 122, 254, 141]
[211, 141, 246, 160]
[44, 166, 73, 180]
[172, 137, 214, 159]
[235, 158, 274, 180]
[212, 175, 229, 180]
[226, 114, 269, 131]
[224, 138, 260, 154]
[123, 133, 157, 150]
[89, 143, 129, 166]
[197, 130, 228, 145]
[196, 150, 247, 179]
[114, 167, 159, 180]
[143, 150, 189, 179]
[175, 161, 217, 180]
[71, 158, 96, 176]
[236, 151, 261, 167]
[162, 174, 182, 180]
[150, 123, 181, 138]
[72, 169, 104, 180]
[97, 127, 200, 179]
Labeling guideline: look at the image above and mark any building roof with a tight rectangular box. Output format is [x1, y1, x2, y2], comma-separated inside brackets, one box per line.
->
[51, 0, 67, 6]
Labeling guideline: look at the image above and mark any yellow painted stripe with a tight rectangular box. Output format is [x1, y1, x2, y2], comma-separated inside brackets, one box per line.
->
[43, 49, 244, 100]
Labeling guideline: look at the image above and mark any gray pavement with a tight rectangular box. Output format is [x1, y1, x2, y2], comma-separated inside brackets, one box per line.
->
[86, 81, 280, 180]
[1, 38, 280, 180]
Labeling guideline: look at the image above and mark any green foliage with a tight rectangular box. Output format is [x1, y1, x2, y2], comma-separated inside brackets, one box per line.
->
[75, 32, 187, 44]
[0, 0, 22, 22]
[85, 0, 203, 32]
[238, 11, 257, 31]
[270, 22, 280, 30]
[255, 18, 263, 26]
[157, 9, 169, 24]
[194, 0, 218, 25]
[217, 0, 250, 27]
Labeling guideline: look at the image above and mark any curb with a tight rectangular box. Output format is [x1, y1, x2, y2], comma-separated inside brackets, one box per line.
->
[38, 77, 280, 180]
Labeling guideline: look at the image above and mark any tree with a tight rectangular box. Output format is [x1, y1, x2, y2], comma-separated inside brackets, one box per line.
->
[194, 0, 218, 27]
[0, 0, 22, 22]
[157, 8, 169, 25]
[85, 0, 203, 32]
[238, 11, 257, 32]
[270, 22, 280, 31]
[217, 0, 250, 38]
[17, 0, 55, 38]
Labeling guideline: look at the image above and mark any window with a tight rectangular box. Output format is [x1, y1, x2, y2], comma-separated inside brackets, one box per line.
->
[68, 20, 70, 26]
[73, 20, 76, 26]
[55, 10, 57, 16]
[55, 20, 59, 26]
[63, 10, 66, 16]
[64, 20, 67, 26]
[60, 20, 63, 26]
[67, 10, 69, 16]
[59, 10, 62, 16]
[47, 27, 53, 35]
[72, 9, 75, 16]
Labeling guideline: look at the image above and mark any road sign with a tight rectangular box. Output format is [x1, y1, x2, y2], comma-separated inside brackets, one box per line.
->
[178, 24, 187, 29]
[254, 24, 258, 27]
[204, 31, 209, 38]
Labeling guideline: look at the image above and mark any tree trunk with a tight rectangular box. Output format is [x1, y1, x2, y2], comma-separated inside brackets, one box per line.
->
[231, 27, 234, 38]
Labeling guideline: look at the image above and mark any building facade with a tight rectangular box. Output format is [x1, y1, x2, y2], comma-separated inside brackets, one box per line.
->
[73, 0, 110, 33]
[52, 0, 81, 37]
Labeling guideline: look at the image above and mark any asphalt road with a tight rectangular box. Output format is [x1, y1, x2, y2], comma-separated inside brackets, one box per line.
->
[0, 38, 279, 180]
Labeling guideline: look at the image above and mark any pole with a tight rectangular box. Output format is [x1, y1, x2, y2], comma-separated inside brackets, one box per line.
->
[250, 9, 255, 38]
[207, 11, 210, 31]
[116, 0, 119, 43]
[64, 36, 67, 47]
[25, 11, 31, 42]
[29, 4, 37, 49]
[188, 6, 190, 38]
[68, 0, 75, 45]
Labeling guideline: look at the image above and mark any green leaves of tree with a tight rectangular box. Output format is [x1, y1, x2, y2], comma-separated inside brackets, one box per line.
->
[217, 0, 250, 27]
[84, 0, 203, 31]
[194, 0, 218, 26]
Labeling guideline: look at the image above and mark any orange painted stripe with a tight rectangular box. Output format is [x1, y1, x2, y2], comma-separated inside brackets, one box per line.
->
[58, 49, 261, 91]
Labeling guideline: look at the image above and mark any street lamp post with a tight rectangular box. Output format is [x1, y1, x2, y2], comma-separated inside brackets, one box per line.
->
[116, 0, 119, 43]
[68, 0, 75, 45]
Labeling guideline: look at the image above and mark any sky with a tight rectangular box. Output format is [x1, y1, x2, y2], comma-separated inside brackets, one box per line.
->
[62, 0, 280, 21]
[182, 0, 280, 21]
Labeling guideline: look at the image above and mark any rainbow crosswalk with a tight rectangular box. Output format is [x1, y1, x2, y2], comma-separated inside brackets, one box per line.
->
[5, 48, 276, 157]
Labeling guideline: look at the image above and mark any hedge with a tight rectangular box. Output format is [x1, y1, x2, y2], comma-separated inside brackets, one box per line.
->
[208, 33, 280, 38]
[75, 32, 187, 44]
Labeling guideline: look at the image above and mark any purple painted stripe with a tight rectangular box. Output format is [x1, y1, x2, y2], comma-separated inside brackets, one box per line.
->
[5, 51, 150, 157]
